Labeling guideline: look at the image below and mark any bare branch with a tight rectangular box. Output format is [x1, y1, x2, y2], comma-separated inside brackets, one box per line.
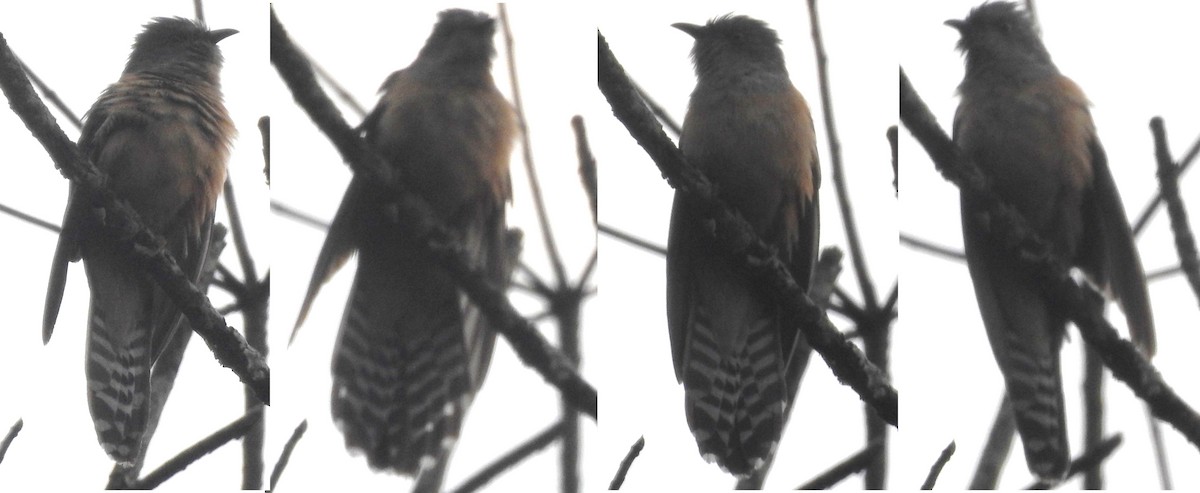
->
[795, 439, 884, 490]
[132, 406, 264, 489]
[807, 0, 878, 310]
[0, 419, 22, 465]
[0, 202, 60, 233]
[969, 396, 1016, 490]
[1132, 135, 1200, 236]
[921, 441, 956, 490]
[498, 4, 567, 287]
[598, 222, 666, 256]
[573, 115, 598, 224]
[448, 422, 564, 493]
[608, 436, 645, 490]
[1150, 117, 1200, 305]
[269, 420, 308, 490]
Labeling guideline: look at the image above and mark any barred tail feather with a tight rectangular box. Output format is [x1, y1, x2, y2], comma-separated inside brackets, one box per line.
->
[85, 307, 152, 466]
[682, 304, 787, 477]
[331, 256, 472, 475]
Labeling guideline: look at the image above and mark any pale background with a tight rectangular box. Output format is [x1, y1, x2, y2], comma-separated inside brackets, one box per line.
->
[1, 0, 1198, 491]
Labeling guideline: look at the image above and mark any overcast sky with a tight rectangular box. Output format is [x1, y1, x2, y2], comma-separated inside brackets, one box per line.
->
[0, 1, 1197, 491]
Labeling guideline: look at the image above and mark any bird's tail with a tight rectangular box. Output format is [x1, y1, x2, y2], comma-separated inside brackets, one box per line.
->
[83, 252, 155, 466]
[682, 308, 787, 478]
[330, 249, 472, 476]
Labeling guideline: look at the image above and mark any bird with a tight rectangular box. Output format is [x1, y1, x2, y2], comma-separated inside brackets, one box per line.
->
[291, 9, 516, 484]
[947, 2, 1156, 483]
[41, 17, 236, 466]
[666, 14, 820, 477]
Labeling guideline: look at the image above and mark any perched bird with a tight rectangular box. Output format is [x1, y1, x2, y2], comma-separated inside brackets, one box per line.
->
[42, 17, 236, 466]
[947, 2, 1155, 483]
[667, 15, 820, 477]
[291, 9, 516, 484]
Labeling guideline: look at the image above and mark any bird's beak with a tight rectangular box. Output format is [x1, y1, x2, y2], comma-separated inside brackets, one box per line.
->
[944, 19, 965, 32]
[672, 22, 704, 39]
[209, 28, 239, 43]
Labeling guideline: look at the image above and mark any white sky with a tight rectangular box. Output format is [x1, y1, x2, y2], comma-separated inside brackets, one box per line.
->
[0, 0, 1197, 492]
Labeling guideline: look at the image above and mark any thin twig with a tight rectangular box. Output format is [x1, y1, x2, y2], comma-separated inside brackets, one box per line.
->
[796, 439, 884, 490]
[223, 176, 258, 287]
[889, 126, 898, 193]
[0, 419, 22, 464]
[631, 80, 681, 137]
[132, 406, 265, 489]
[1146, 264, 1183, 283]
[969, 396, 1015, 490]
[598, 222, 666, 256]
[193, 0, 205, 23]
[1083, 345, 1104, 489]
[259, 116, 270, 183]
[271, 200, 329, 230]
[0, 202, 60, 233]
[269, 420, 308, 490]
[900, 233, 966, 261]
[576, 249, 598, 293]
[1151, 117, 1200, 305]
[498, 4, 567, 287]
[448, 422, 564, 493]
[1148, 406, 1173, 489]
[807, 0, 877, 311]
[921, 441, 956, 490]
[573, 115, 598, 224]
[1132, 134, 1200, 236]
[300, 47, 368, 118]
[14, 55, 81, 129]
[608, 436, 644, 490]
